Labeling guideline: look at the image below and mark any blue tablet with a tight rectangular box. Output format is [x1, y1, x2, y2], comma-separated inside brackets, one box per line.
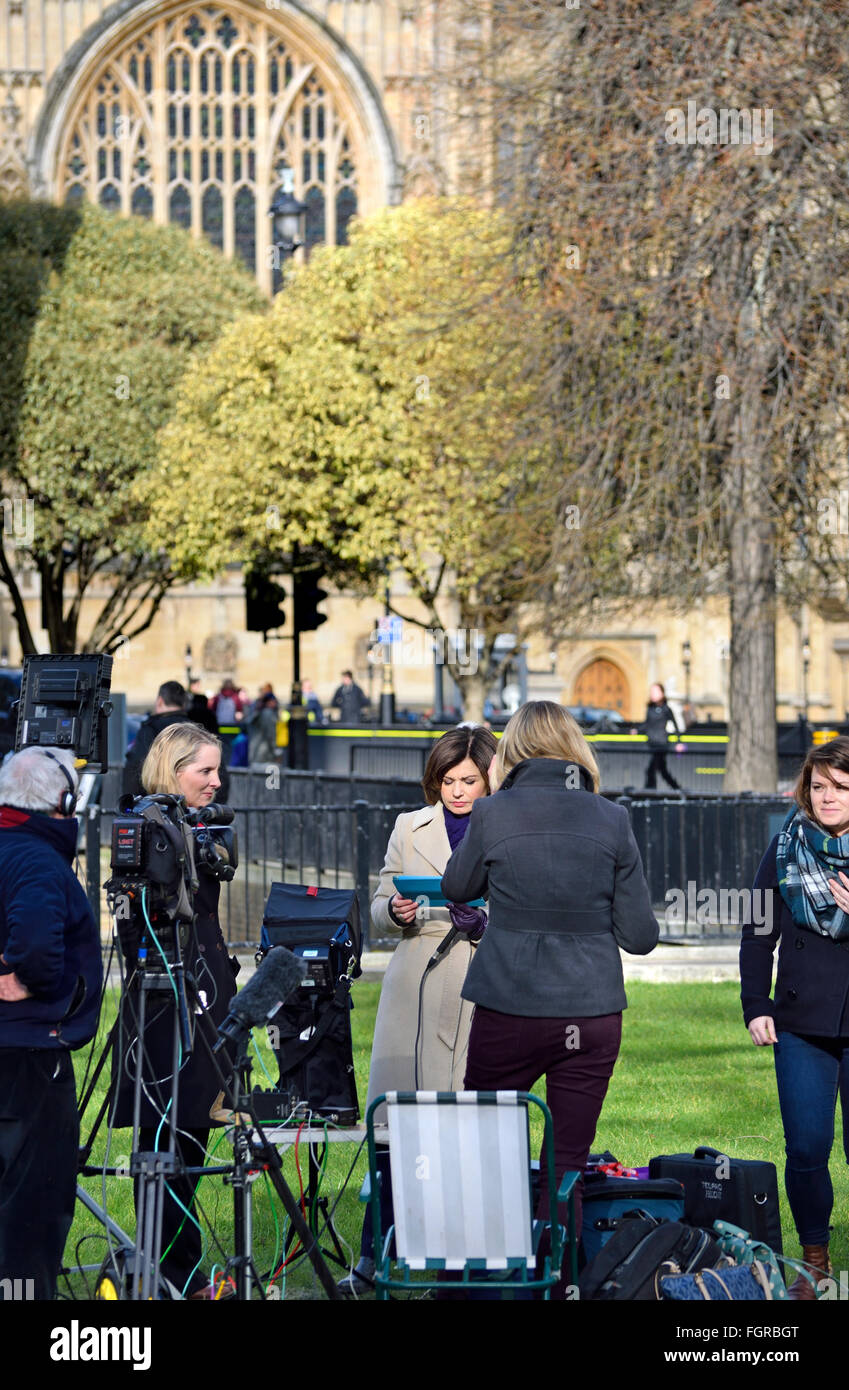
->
[392, 875, 484, 908]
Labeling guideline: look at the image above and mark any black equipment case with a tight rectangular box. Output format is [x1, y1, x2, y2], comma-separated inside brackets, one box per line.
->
[648, 1146, 782, 1254]
[258, 884, 362, 1124]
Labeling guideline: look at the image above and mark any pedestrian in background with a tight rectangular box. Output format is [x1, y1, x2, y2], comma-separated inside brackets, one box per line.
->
[246, 685, 279, 764]
[122, 680, 186, 799]
[331, 670, 369, 724]
[643, 683, 685, 790]
[301, 678, 324, 724]
[187, 679, 218, 737]
[210, 678, 244, 762]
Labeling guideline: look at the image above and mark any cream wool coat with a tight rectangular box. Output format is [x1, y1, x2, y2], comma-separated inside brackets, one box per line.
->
[366, 802, 479, 1111]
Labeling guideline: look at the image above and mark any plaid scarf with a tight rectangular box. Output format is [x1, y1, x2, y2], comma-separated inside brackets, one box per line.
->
[776, 805, 849, 941]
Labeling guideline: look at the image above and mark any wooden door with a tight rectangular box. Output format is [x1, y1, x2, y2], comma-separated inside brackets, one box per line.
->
[572, 659, 630, 715]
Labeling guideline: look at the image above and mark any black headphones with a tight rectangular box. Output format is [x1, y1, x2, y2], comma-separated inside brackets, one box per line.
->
[40, 748, 79, 817]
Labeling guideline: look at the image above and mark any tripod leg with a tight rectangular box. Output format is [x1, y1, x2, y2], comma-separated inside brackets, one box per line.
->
[259, 1145, 342, 1300]
[197, 1016, 344, 1299]
[229, 1132, 255, 1301]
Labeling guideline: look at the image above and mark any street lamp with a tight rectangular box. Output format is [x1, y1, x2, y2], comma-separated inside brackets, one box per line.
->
[802, 636, 811, 724]
[681, 638, 691, 705]
[269, 164, 308, 261]
[266, 168, 307, 762]
[380, 559, 396, 725]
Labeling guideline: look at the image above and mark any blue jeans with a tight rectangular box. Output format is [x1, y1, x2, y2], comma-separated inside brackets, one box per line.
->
[774, 1030, 849, 1245]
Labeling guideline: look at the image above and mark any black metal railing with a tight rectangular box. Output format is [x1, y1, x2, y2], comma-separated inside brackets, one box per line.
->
[85, 800, 415, 949]
[82, 790, 791, 949]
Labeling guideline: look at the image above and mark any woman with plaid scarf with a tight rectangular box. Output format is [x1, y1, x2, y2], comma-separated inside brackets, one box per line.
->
[741, 735, 849, 1300]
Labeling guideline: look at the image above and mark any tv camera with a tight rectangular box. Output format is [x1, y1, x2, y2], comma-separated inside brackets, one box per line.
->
[105, 793, 238, 972]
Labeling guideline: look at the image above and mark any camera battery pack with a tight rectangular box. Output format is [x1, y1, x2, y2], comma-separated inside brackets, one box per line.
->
[112, 818, 145, 869]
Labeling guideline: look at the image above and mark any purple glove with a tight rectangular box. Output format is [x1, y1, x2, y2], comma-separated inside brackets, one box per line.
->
[448, 902, 487, 942]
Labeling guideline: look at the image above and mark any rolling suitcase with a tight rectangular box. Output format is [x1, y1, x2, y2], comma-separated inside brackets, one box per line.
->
[581, 1175, 685, 1264]
[648, 1146, 782, 1254]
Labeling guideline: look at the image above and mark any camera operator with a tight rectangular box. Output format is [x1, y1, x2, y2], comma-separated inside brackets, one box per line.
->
[0, 747, 103, 1299]
[122, 682, 230, 803]
[112, 724, 238, 1300]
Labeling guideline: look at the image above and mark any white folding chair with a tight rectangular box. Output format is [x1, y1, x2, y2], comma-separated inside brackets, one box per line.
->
[363, 1090, 579, 1299]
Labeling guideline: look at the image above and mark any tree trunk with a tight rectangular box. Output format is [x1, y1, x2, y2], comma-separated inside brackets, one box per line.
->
[0, 540, 36, 655]
[39, 560, 77, 654]
[724, 383, 778, 794]
[455, 669, 488, 723]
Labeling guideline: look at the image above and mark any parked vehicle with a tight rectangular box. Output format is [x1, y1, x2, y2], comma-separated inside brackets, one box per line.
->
[566, 705, 628, 734]
[0, 669, 22, 758]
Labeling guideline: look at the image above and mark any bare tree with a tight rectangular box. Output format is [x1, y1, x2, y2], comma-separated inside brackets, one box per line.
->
[437, 0, 849, 790]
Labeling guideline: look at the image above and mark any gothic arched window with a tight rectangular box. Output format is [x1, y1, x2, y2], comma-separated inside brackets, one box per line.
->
[56, 4, 361, 292]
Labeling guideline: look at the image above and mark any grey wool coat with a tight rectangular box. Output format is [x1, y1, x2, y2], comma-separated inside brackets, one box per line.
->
[366, 802, 479, 1111]
[442, 758, 659, 1018]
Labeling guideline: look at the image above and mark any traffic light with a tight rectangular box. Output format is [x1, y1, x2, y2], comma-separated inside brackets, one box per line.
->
[293, 566, 328, 632]
[245, 566, 287, 641]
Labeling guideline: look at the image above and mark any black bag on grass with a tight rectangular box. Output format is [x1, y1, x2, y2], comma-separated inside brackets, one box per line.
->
[579, 1212, 721, 1301]
[648, 1147, 782, 1255]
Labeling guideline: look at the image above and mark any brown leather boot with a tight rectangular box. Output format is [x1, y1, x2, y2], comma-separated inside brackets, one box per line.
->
[787, 1244, 830, 1300]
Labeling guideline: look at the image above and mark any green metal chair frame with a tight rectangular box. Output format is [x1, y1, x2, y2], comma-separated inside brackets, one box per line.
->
[362, 1090, 580, 1301]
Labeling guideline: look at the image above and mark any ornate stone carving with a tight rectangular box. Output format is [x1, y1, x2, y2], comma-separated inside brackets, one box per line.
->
[0, 90, 28, 198]
[202, 632, 239, 674]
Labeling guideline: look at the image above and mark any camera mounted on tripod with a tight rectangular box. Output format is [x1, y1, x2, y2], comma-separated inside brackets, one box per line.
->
[106, 793, 238, 970]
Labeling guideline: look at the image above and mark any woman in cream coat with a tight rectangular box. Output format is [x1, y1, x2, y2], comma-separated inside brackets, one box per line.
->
[339, 723, 496, 1293]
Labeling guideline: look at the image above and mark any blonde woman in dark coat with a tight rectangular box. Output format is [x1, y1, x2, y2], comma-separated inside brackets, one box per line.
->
[442, 702, 658, 1291]
[338, 724, 496, 1294]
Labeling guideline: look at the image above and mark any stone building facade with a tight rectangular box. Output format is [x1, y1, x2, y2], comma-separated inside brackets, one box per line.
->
[0, 0, 480, 290]
[0, 1, 842, 718]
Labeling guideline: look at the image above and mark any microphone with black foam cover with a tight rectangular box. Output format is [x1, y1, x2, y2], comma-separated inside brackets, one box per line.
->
[214, 946, 307, 1052]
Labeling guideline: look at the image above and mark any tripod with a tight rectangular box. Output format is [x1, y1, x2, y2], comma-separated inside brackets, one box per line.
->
[76, 916, 342, 1300]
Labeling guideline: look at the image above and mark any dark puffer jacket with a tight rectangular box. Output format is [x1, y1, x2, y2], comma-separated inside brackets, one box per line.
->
[0, 806, 102, 1048]
[441, 758, 658, 1018]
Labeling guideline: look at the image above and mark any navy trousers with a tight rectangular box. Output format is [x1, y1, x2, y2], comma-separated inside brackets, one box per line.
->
[0, 1048, 78, 1300]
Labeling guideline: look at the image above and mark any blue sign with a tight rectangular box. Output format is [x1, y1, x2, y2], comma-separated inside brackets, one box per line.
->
[377, 616, 403, 644]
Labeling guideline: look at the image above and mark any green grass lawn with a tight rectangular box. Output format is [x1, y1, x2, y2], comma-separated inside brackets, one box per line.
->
[62, 979, 846, 1299]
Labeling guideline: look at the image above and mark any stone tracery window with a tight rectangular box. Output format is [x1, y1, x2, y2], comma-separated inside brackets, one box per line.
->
[56, 3, 361, 291]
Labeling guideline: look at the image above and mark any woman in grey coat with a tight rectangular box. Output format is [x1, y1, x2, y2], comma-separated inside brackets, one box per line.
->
[441, 701, 658, 1273]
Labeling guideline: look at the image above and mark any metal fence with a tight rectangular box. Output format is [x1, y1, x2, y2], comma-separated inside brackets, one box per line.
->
[622, 793, 787, 936]
[83, 790, 790, 949]
[85, 799, 415, 949]
[101, 748, 809, 808]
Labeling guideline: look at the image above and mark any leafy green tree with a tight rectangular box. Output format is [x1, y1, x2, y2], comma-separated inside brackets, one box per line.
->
[0, 199, 263, 655]
[148, 198, 606, 718]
